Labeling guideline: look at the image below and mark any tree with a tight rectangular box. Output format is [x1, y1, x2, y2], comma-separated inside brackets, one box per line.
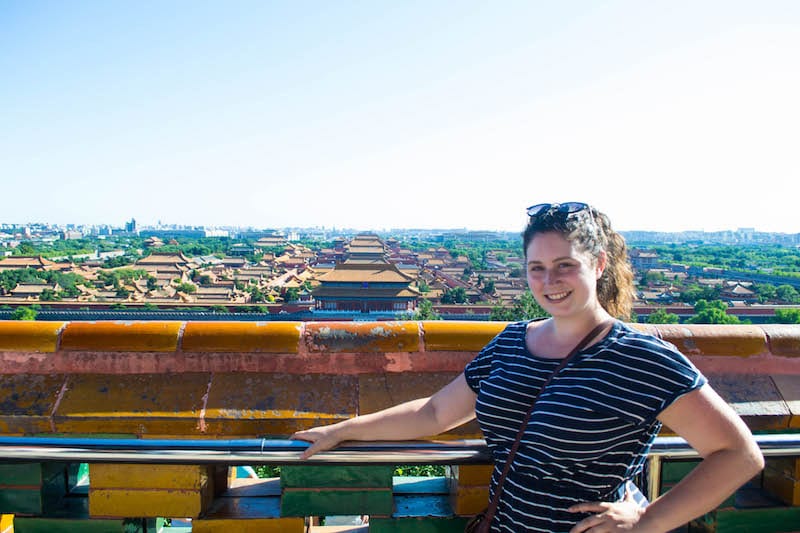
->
[754, 283, 777, 303]
[490, 291, 549, 321]
[412, 299, 441, 320]
[441, 287, 468, 304]
[11, 306, 37, 320]
[175, 283, 197, 294]
[39, 288, 60, 301]
[646, 307, 679, 324]
[774, 309, 800, 324]
[284, 287, 300, 302]
[776, 285, 800, 304]
[686, 299, 742, 324]
[481, 279, 496, 295]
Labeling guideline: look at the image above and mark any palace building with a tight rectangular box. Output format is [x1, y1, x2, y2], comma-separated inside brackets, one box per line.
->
[312, 234, 420, 313]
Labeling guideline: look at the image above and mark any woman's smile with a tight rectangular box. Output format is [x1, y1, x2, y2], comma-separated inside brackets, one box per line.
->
[545, 290, 571, 302]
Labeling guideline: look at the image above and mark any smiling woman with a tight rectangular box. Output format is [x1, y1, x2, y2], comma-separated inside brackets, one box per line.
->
[292, 201, 764, 532]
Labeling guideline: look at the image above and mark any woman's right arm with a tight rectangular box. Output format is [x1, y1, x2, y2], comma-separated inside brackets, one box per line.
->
[291, 372, 477, 459]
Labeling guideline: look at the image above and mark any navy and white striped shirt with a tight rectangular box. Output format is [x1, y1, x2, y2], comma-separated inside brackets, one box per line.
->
[464, 320, 706, 532]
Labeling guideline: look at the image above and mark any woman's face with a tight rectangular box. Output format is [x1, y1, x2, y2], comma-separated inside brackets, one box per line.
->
[525, 231, 605, 317]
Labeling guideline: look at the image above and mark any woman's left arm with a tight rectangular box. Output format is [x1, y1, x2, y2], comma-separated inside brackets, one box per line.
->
[570, 383, 764, 532]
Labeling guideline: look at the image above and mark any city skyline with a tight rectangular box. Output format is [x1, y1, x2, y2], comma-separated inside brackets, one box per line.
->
[3, 217, 799, 244]
[3, 2, 799, 233]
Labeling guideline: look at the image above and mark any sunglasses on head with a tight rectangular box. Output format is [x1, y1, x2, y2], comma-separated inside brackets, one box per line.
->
[526, 202, 589, 218]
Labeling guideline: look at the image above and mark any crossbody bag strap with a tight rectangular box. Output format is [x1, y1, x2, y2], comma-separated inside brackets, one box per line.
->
[480, 320, 613, 527]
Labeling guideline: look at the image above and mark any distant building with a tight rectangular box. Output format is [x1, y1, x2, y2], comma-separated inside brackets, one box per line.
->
[125, 218, 138, 233]
[313, 235, 419, 312]
[0, 256, 61, 271]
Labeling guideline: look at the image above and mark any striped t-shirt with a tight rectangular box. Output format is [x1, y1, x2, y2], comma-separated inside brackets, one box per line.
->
[464, 320, 706, 532]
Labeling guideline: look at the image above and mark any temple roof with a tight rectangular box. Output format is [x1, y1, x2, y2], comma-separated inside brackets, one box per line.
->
[316, 261, 415, 283]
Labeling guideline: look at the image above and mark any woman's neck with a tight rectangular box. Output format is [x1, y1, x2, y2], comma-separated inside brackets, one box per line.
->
[548, 310, 611, 344]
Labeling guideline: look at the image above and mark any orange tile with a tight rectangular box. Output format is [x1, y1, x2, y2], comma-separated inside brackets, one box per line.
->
[0, 514, 12, 533]
[708, 373, 791, 431]
[763, 458, 800, 505]
[655, 324, 767, 357]
[772, 375, 800, 429]
[305, 322, 419, 353]
[448, 484, 489, 515]
[193, 518, 305, 533]
[203, 373, 358, 436]
[89, 487, 212, 518]
[763, 325, 800, 358]
[447, 464, 493, 486]
[60, 321, 181, 352]
[182, 322, 301, 353]
[0, 321, 64, 352]
[90, 464, 212, 489]
[422, 321, 505, 352]
[358, 372, 481, 437]
[54, 373, 208, 436]
[0, 374, 65, 434]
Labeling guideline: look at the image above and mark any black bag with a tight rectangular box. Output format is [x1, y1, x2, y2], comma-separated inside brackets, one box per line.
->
[464, 509, 488, 533]
[464, 321, 611, 533]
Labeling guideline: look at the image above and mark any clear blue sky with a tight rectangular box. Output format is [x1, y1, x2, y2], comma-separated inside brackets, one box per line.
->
[2, 1, 799, 233]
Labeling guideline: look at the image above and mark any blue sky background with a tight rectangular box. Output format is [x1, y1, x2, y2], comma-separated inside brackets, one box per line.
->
[2, 1, 799, 233]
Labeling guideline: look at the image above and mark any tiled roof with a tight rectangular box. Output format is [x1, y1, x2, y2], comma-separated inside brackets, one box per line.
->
[317, 262, 415, 283]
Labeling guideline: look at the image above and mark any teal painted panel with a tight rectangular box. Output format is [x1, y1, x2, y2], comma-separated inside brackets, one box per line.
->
[281, 488, 393, 516]
[393, 477, 448, 494]
[281, 465, 393, 488]
[394, 495, 453, 518]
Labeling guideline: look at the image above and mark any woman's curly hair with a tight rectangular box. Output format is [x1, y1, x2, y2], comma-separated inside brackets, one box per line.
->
[522, 205, 636, 319]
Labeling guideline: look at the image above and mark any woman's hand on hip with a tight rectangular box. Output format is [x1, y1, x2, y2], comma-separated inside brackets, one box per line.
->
[567, 489, 649, 532]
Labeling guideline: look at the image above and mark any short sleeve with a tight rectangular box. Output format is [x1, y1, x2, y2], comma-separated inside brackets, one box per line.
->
[601, 333, 708, 425]
[463, 329, 502, 393]
[559, 325, 709, 426]
[647, 343, 707, 421]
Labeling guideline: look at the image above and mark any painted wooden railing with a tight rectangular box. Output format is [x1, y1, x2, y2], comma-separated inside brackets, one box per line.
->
[0, 320, 799, 532]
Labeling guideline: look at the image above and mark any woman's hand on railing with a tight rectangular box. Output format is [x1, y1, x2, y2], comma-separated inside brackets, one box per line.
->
[291, 424, 344, 459]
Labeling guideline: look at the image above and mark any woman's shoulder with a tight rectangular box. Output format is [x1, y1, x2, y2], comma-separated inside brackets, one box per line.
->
[607, 321, 694, 364]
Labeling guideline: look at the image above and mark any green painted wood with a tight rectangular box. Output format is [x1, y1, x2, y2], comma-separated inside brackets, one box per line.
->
[661, 460, 701, 484]
[281, 488, 393, 516]
[0, 466, 66, 515]
[0, 462, 67, 486]
[369, 516, 469, 532]
[715, 506, 800, 532]
[0, 488, 48, 515]
[12, 517, 146, 533]
[280, 465, 393, 488]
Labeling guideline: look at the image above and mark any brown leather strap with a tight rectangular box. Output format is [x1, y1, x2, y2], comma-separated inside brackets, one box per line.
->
[479, 320, 613, 530]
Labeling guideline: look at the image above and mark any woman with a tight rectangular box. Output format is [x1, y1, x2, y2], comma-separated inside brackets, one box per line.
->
[292, 202, 764, 532]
